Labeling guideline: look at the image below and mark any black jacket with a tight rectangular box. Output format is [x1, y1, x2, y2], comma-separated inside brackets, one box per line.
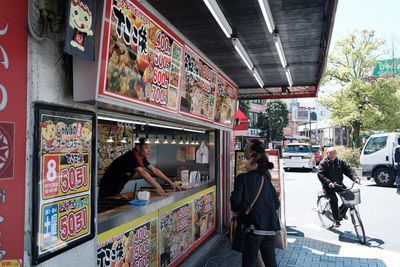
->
[230, 171, 280, 231]
[317, 157, 358, 187]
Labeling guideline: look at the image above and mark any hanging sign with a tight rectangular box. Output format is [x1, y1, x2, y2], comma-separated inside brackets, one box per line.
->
[32, 104, 96, 264]
[97, 0, 184, 113]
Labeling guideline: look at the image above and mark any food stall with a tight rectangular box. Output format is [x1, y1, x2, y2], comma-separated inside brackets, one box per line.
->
[26, 0, 237, 265]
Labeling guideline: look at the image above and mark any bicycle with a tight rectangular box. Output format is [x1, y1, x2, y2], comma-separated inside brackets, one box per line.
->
[316, 182, 366, 244]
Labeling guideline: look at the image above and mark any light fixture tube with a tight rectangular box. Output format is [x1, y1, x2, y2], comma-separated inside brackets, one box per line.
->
[97, 116, 146, 125]
[232, 38, 254, 71]
[273, 33, 287, 68]
[285, 66, 293, 87]
[252, 68, 264, 88]
[258, 0, 275, 33]
[203, 0, 233, 38]
[183, 128, 206, 133]
[148, 123, 182, 130]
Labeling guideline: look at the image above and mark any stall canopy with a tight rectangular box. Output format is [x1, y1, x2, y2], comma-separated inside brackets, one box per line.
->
[145, 0, 337, 100]
[234, 109, 249, 131]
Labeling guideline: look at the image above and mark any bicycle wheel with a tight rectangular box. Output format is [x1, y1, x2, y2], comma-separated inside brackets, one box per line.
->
[350, 207, 366, 244]
[317, 196, 334, 228]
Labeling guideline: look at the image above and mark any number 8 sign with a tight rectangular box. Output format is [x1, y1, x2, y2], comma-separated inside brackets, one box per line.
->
[43, 155, 60, 198]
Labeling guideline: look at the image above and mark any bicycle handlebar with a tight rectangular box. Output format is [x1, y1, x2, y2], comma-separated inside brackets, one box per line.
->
[333, 181, 357, 191]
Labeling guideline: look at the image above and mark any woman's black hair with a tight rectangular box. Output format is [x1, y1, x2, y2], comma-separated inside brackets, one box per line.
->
[248, 140, 274, 177]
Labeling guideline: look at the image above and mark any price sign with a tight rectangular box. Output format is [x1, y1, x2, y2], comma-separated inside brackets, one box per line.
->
[33, 104, 96, 264]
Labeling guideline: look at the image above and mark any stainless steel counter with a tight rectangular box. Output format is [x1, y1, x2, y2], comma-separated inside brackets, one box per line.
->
[97, 181, 215, 233]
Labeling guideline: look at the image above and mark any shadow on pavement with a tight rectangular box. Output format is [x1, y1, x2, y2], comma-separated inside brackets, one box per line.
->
[328, 228, 385, 248]
[201, 234, 388, 267]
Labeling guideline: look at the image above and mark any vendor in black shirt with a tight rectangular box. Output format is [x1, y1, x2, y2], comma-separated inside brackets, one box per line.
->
[99, 138, 182, 197]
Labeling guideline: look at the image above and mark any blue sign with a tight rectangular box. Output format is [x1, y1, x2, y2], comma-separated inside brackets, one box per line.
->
[42, 204, 58, 248]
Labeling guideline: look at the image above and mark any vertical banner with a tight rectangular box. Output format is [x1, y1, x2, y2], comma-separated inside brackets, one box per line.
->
[98, 0, 184, 112]
[180, 46, 217, 120]
[97, 211, 159, 267]
[214, 76, 237, 126]
[193, 190, 215, 243]
[32, 104, 96, 264]
[0, 0, 27, 265]
[235, 151, 247, 177]
[64, 0, 97, 61]
[266, 150, 282, 197]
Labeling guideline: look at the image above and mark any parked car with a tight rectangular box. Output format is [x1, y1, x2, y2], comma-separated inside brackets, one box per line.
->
[360, 132, 400, 186]
[312, 145, 323, 165]
[282, 143, 315, 172]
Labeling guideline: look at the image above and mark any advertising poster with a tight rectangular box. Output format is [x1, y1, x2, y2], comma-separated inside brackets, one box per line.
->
[235, 151, 247, 177]
[98, 0, 183, 112]
[0, 0, 27, 265]
[159, 202, 193, 267]
[193, 190, 215, 243]
[266, 150, 281, 197]
[97, 211, 158, 267]
[32, 105, 96, 264]
[97, 123, 133, 175]
[214, 76, 237, 126]
[180, 46, 217, 120]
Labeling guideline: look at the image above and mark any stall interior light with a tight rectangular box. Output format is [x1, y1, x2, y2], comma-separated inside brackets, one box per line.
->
[195, 138, 199, 145]
[273, 33, 287, 68]
[163, 135, 168, 144]
[191, 137, 195, 145]
[134, 132, 140, 144]
[258, 0, 275, 33]
[285, 66, 293, 87]
[106, 123, 114, 143]
[148, 123, 182, 130]
[203, 0, 232, 38]
[98, 116, 146, 125]
[120, 125, 127, 143]
[179, 136, 184, 145]
[185, 138, 190, 145]
[232, 38, 254, 71]
[154, 134, 160, 144]
[171, 136, 176, 144]
[252, 68, 264, 88]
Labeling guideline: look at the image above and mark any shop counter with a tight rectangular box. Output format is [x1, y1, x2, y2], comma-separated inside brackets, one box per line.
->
[97, 180, 215, 233]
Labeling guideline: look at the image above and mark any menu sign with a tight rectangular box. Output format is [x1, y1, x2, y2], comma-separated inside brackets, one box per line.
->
[214, 76, 237, 126]
[97, 212, 158, 267]
[32, 104, 96, 264]
[193, 191, 215, 243]
[98, 0, 183, 112]
[266, 150, 282, 198]
[235, 151, 247, 177]
[180, 46, 217, 120]
[160, 202, 193, 267]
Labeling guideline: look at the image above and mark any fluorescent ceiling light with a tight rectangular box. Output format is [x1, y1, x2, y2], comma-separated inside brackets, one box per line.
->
[252, 68, 264, 88]
[258, 0, 275, 33]
[97, 116, 146, 125]
[204, 0, 232, 38]
[148, 123, 182, 130]
[273, 33, 287, 68]
[183, 128, 206, 133]
[285, 66, 293, 87]
[232, 38, 254, 71]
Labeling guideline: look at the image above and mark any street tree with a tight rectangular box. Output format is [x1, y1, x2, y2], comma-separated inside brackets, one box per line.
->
[238, 100, 250, 118]
[258, 100, 289, 142]
[319, 29, 400, 146]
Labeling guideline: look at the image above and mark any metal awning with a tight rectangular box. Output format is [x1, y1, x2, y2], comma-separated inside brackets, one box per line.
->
[145, 0, 337, 100]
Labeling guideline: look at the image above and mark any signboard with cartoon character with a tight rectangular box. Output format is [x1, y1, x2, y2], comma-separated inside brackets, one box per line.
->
[32, 104, 96, 264]
[64, 0, 96, 61]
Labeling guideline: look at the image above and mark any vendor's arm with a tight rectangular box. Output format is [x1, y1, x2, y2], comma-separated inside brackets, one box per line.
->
[135, 167, 168, 196]
[147, 165, 184, 191]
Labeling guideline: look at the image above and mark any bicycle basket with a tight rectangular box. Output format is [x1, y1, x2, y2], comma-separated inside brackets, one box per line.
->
[339, 188, 361, 205]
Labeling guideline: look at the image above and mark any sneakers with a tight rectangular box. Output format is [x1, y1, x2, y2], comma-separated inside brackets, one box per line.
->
[334, 220, 341, 228]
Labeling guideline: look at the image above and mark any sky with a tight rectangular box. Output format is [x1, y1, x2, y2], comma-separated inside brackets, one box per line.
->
[330, 0, 400, 58]
[315, 0, 400, 97]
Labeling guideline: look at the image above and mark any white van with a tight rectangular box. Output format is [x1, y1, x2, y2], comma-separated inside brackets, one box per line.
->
[360, 132, 400, 186]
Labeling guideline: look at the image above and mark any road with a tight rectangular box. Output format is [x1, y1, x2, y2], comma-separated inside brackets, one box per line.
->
[283, 168, 400, 253]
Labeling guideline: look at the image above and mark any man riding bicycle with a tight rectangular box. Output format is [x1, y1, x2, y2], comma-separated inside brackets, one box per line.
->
[317, 147, 361, 227]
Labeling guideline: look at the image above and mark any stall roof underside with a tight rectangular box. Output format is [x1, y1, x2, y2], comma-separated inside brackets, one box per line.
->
[146, 0, 337, 100]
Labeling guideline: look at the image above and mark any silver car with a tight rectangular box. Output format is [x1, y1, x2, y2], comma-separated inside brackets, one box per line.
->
[282, 143, 315, 172]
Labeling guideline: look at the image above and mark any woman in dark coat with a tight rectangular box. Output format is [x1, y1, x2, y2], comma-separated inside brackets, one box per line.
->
[231, 140, 280, 267]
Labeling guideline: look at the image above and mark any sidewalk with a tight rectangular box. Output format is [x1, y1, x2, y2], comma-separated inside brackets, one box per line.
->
[197, 234, 400, 267]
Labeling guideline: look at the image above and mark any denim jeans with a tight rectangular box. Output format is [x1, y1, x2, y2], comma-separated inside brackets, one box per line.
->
[242, 232, 277, 267]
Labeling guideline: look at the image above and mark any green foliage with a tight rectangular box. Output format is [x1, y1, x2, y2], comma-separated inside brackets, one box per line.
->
[333, 146, 361, 168]
[258, 100, 289, 141]
[238, 100, 250, 118]
[323, 29, 385, 86]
